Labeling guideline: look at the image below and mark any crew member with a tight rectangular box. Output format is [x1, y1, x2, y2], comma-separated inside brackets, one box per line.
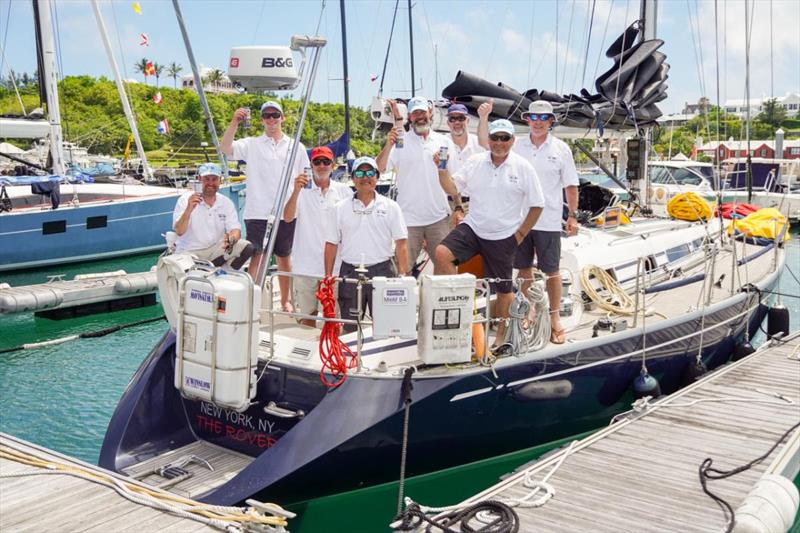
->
[283, 146, 351, 327]
[445, 103, 487, 176]
[172, 163, 252, 270]
[376, 97, 458, 274]
[325, 156, 409, 333]
[434, 119, 544, 345]
[221, 100, 310, 311]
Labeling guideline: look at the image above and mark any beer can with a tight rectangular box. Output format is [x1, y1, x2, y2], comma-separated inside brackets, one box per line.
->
[241, 108, 251, 129]
[395, 127, 404, 149]
[192, 180, 203, 193]
[304, 167, 312, 189]
[438, 146, 449, 170]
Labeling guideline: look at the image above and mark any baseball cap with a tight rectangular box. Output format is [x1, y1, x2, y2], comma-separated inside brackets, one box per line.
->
[407, 96, 429, 114]
[447, 103, 468, 115]
[521, 100, 555, 119]
[197, 163, 222, 177]
[488, 119, 515, 136]
[260, 100, 283, 115]
[311, 146, 334, 160]
[352, 156, 379, 173]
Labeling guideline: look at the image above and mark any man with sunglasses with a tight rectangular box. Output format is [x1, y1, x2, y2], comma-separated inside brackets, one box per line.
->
[512, 100, 579, 345]
[376, 97, 457, 275]
[434, 119, 545, 346]
[445, 103, 487, 177]
[282, 146, 351, 327]
[325, 157, 409, 333]
[221, 100, 310, 312]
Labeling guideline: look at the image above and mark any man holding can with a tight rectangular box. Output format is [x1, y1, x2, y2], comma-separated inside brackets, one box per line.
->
[221, 100, 310, 311]
[444, 103, 487, 176]
[376, 97, 458, 275]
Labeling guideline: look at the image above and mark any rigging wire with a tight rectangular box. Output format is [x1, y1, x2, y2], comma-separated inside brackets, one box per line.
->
[418, 0, 440, 97]
[555, 0, 559, 90]
[559, 0, 575, 94]
[591, 0, 614, 83]
[581, 0, 597, 88]
[378, 0, 401, 96]
[0, 0, 12, 77]
[250, 1, 267, 44]
[525, 2, 535, 88]
[483, 2, 510, 80]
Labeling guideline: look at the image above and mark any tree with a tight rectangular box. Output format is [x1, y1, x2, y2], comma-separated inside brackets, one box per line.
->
[134, 58, 150, 85]
[755, 98, 787, 136]
[153, 63, 165, 88]
[167, 62, 183, 89]
[205, 69, 225, 91]
[697, 96, 710, 116]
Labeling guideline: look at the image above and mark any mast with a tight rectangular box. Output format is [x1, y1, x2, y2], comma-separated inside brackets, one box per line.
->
[35, 0, 65, 176]
[407, 0, 415, 97]
[172, 0, 228, 177]
[340, 0, 351, 155]
[744, 0, 752, 202]
[90, 1, 153, 182]
[637, 0, 658, 212]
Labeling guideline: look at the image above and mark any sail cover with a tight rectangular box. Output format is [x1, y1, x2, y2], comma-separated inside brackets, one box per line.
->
[441, 22, 669, 132]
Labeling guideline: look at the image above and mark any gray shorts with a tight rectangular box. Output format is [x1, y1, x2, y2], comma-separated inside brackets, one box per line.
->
[245, 218, 295, 256]
[293, 275, 323, 317]
[513, 230, 561, 273]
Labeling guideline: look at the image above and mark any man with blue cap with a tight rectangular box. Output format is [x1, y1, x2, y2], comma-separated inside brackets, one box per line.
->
[172, 163, 253, 270]
[444, 103, 487, 177]
[221, 100, 310, 310]
[376, 97, 457, 275]
[434, 119, 544, 345]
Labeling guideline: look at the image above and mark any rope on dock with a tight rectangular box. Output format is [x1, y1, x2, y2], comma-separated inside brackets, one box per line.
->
[0, 315, 167, 354]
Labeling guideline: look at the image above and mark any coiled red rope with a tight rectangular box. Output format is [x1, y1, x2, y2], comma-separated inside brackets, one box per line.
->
[316, 276, 357, 387]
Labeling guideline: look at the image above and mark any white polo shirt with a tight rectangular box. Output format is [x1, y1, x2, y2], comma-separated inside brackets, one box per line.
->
[452, 151, 545, 240]
[387, 129, 453, 226]
[232, 133, 310, 220]
[325, 194, 408, 266]
[291, 179, 352, 277]
[173, 192, 241, 252]
[512, 133, 579, 231]
[447, 133, 485, 175]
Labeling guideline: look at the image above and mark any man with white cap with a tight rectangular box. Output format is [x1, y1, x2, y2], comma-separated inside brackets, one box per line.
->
[172, 163, 253, 270]
[283, 146, 352, 327]
[221, 100, 310, 311]
[434, 119, 545, 345]
[376, 97, 458, 274]
[325, 156, 409, 333]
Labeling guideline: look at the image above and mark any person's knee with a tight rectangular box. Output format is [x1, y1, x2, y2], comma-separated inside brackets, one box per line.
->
[434, 244, 454, 266]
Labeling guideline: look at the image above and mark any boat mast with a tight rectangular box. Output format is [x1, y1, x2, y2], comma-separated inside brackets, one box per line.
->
[35, 0, 65, 176]
[744, 0, 752, 202]
[172, 0, 228, 178]
[90, 1, 153, 182]
[408, 0, 415, 97]
[340, 0, 351, 156]
[637, 0, 657, 212]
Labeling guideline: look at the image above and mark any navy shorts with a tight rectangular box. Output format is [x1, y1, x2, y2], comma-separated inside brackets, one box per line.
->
[245, 219, 296, 257]
[440, 223, 518, 293]
[513, 230, 561, 273]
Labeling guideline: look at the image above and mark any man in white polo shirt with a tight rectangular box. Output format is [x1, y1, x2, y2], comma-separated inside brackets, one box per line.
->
[172, 163, 253, 270]
[283, 146, 351, 327]
[445, 103, 487, 176]
[221, 100, 310, 311]
[325, 156, 408, 333]
[434, 119, 545, 345]
[376, 97, 458, 274]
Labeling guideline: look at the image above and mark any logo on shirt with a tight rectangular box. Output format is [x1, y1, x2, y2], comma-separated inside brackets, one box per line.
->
[507, 174, 519, 184]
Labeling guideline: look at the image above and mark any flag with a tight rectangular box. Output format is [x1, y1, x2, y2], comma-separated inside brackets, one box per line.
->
[139, 33, 149, 46]
[370, 74, 378, 82]
[157, 119, 169, 135]
[152, 92, 163, 104]
[132, 2, 142, 14]
[144, 62, 156, 76]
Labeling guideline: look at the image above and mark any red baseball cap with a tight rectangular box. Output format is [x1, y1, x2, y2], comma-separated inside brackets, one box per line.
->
[311, 146, 334, 160]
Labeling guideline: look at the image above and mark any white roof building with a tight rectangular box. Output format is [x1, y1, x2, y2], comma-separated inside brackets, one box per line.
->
[181, 66, 240, 95]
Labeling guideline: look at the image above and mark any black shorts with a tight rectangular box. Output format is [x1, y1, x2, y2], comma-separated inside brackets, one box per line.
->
[338, 260, 395, 333]
[244, 219, 296, 257]
[513, 230, 561, 273]
[440, 223, 518, 293]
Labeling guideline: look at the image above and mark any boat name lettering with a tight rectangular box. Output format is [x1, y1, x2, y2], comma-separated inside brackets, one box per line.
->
[195, 415, 277, 449]
[189, 288, 213, 303]
[198, 401, 274, 433]
[185, 376, 210, 391]
[438, 295, 469, 303]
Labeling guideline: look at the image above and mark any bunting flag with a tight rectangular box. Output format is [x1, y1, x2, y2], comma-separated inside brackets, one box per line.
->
[157, 119, 169, 134]
[144, 62, 156, 76]
[132, 2, 142, 14]
[370, 74, 378, 82]
[152, 92, 163, 104]
[139, 33, 149, 47]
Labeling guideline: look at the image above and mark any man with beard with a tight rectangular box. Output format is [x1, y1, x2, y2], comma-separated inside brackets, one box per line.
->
[444, 103, 487, 176]
[433, 119, 544, 345]
[376, 97, 459, 275]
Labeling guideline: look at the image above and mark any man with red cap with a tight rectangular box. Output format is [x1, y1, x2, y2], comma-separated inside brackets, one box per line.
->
[283, 146, 351, 327]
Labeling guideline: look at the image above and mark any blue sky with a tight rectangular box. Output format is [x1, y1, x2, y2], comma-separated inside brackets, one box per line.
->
[1, 0, 798, 116]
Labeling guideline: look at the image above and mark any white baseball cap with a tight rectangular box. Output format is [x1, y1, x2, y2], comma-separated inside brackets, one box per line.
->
[353, 156, 379, 173]
[407, 97, 430, 114]
[488, 119, 515, 136]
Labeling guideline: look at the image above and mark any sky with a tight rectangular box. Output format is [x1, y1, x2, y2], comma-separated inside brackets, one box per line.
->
[1, 0, 799, 117]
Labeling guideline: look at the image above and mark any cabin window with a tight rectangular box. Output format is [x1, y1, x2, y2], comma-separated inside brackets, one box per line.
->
[86, 216, 107, 229]
[666, 244, 690, 263]
[42, 220, 66, 235]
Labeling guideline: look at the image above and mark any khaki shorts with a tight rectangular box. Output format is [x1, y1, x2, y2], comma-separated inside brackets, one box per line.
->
[293, 275, 323, 318]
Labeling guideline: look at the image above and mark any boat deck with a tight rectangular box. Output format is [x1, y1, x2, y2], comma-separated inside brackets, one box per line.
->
[427, 332, 800, 532]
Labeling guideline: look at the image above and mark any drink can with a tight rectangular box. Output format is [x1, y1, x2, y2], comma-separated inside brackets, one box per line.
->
[395, 127, 404, 149]
[192, 180, 203, 193]
[241, 108, 251, 129]
[304, 167, 312, 189]
[438, 146, 448, 170]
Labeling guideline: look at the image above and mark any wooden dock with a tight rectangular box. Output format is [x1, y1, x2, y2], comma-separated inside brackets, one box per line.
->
[427, 332, 800, 532]
[0, 434, 290, 532]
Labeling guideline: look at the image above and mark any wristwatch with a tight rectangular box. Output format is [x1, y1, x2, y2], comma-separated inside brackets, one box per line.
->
[567, 211, 577, 219]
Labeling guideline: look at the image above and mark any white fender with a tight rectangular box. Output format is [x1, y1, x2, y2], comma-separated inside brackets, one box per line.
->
[156, 253, 197, 329]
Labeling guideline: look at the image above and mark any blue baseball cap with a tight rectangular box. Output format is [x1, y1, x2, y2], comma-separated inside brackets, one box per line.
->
[488, 119, 515, 136]
[260, 100, 283, 115]
[407, 97, 430, 114]
[197, 163, 223, 177]
[352, 156, 379, 173]
[447, 103, 468, 115]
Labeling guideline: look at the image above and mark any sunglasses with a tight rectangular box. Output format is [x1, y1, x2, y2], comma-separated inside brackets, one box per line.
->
[526, 113, 553, 122]
[262, 112, 282, 120]
[312, 158, 332, 166]
[353, 169, 377, 179]
[447, 115, 466, 122]
[489, 134, 513, 142]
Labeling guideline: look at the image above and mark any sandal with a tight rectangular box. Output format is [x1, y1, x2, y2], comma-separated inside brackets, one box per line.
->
[550, 327, 566, 345]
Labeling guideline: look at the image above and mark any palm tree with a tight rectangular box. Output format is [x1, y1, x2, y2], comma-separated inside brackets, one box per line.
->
[167, 62, 183, 89]
[205, 68, 225, 92]
[134, 58, 150, 84]
[153, 63, 165, 88]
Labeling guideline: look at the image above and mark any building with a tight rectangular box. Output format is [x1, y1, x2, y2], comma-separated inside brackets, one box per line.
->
[180, 67, 239, 95]
[695, 138, 800, 161]
[721, 92, 799, 119]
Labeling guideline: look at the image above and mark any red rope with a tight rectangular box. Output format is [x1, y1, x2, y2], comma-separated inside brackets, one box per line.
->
[316, 276, 357, 387]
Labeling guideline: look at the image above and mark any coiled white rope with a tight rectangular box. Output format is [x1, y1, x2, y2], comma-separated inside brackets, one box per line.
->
[499, 276, 551, 357]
